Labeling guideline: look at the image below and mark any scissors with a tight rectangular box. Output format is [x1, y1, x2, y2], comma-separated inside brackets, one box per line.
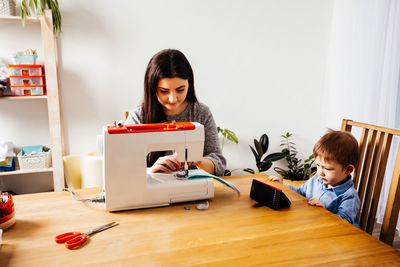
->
[55, 222, 118, 249]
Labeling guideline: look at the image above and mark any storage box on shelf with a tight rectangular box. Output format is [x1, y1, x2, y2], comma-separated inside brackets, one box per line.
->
[17, 147, 51, 170]
[11, 53, 38, 65]
[0, 0, 15, 16]
[8, 64, 46, 96]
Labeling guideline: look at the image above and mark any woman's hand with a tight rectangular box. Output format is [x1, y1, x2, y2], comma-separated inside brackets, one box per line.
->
[189, 157, 215, 175]
[150, 154, 183, 173]
[308, 198, 325, 208]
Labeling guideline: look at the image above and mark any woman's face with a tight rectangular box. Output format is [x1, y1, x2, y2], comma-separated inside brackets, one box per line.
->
[156, 77, 189, 116]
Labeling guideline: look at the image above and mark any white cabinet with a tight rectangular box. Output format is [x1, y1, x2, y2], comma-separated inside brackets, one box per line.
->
[0, 10, 64, 191]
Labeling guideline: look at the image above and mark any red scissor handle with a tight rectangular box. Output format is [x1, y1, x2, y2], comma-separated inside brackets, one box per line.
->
[54, 232, 81, 243]
[65, 234, 88, 249]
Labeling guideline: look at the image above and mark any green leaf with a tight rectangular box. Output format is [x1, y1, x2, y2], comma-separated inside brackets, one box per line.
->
[19, 0, 62, 35]
[20, 6, 26, 26]
[259, 134, 269, 154]
[254, 139, 263, 158]
[224, 169, 231, 176]
[217, 127, 238, 145]
[259, 161, 272, 172]
[225, 129, 239, 144]
[263, 152, 285, 162]
[243, 168, 255, 174]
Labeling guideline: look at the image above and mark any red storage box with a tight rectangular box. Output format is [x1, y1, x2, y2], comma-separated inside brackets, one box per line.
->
[8, 64, 46, 96]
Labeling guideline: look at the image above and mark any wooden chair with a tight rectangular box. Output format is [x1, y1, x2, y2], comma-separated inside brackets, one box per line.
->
[341, 119, 400, 246]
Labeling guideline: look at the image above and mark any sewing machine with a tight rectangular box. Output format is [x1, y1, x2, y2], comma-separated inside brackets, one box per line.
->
[102, 122, 214, 211]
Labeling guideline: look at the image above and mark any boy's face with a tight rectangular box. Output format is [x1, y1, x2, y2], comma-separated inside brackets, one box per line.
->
[315, 156, 354, 188]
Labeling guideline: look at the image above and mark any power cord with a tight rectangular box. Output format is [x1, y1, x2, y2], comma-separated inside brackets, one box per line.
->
[62, 188, 105, 203]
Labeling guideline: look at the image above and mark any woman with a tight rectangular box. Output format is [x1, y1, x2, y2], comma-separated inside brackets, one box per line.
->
[125, 49, 226, 176]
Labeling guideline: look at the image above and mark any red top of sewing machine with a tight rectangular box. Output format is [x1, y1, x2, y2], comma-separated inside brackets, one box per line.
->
[107, 122, 196, 134]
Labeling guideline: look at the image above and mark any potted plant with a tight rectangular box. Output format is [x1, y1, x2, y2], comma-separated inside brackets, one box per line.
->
[217, 126, 238, 176]
[225, 133, 285, 175]
[273, 132, 316, 182]
[20, 0, 61, 35]
[246, 133, 285, 174]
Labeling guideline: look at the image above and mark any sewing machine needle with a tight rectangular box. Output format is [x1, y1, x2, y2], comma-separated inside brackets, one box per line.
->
[184, 148, 188, 176]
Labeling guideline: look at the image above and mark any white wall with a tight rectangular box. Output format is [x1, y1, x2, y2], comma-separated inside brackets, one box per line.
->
[0, 0, 334, 192]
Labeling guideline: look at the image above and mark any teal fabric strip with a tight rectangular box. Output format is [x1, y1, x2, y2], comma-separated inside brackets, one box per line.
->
[187, 173, 240, 196]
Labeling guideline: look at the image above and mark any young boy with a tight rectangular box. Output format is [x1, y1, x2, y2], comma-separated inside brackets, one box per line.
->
[271, 130, 360, 227]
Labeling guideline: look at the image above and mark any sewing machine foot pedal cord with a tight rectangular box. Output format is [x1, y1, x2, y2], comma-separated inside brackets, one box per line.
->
[63, 188, 105, 203]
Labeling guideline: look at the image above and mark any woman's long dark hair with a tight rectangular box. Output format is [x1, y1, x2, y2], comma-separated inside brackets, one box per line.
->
[142, 49, 197, 123]
[142, 49, 198, 167]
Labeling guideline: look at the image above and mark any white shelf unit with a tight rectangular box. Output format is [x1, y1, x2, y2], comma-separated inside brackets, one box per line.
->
[0, 10, 64, 191]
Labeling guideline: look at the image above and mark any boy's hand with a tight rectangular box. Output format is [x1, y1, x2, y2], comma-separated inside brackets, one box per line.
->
[269, 176, 282, 183]
[308, 198, 325, 208]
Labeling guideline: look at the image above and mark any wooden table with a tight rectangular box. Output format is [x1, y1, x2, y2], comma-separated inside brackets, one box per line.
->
[1, 174, 399, 266]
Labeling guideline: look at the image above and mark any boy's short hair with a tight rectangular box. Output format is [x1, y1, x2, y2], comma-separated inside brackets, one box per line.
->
[313, 130, 359, 168]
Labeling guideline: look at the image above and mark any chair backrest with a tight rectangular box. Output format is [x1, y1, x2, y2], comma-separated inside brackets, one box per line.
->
[341, 119, 400, 246]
